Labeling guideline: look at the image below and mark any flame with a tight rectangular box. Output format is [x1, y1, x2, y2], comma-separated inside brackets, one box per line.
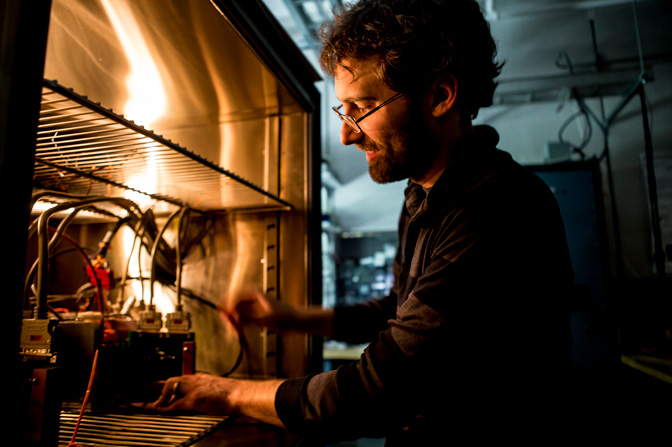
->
[101, 0, 166, 126]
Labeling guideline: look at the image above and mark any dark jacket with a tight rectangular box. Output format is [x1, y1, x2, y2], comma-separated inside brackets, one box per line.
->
[276, 126, 574, 445]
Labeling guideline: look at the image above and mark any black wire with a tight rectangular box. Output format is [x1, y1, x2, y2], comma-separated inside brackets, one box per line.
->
[221, 315, 247, 377]
[47, 304, 65, 321]
[554, 54, 593, 159]
[175, 210, 215, 310]
[181, 212, 215, 256]
[96, 216, 129, 258]
[175, 287, 248, 377]
[555, 51, 574, 74]
[639, 83, 665, 278]
[557, 105, 593, 160]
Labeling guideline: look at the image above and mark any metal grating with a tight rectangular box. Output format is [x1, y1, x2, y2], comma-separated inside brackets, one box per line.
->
[59, 410, 230, 447]
[35, 79, 293, 212]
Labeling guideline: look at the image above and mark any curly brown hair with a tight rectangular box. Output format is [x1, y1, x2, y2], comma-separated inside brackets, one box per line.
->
[320, 0, 503, 119]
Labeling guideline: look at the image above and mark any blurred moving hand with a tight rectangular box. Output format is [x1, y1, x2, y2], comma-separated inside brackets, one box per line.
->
[221, 285, 298, 331]
[221, 284, 335, 338]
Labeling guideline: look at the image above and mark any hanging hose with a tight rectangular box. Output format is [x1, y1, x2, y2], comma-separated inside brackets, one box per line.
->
[175, 207, 191, 310]
[34, 197, 141, 319]
[116, 210, 153, 310]
[25, 207, 83, 306]
[149, 207, 186, 308]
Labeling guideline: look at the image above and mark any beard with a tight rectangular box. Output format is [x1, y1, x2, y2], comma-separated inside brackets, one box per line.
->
[361, 105, 440, 184]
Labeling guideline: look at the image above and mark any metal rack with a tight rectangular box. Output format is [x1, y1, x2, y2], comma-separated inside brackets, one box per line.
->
[59, 409, 231, 447]
[34, 79, 294, 213]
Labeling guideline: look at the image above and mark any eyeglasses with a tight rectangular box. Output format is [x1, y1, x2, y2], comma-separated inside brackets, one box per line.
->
[332, 92, 404, 133]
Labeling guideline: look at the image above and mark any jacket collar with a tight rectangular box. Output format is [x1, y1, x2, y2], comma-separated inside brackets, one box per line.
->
[404, 125, 501, 222]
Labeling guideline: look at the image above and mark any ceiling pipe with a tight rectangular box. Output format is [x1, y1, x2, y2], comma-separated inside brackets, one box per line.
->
[481, 0, 656, 21]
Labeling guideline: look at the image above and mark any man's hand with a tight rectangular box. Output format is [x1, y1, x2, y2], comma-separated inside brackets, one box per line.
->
[221, 285, 298, 331]
[221, 284, 335, 338]
[147, 373, 237, 414]
[146, 373, 286, 427]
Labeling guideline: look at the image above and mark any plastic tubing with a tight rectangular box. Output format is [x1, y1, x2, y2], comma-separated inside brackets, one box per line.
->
[148, 207, 184, 308]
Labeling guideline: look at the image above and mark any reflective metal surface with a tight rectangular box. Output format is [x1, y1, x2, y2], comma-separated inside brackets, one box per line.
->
[35, 0, 318, 392]
[43, 0, 305, 211]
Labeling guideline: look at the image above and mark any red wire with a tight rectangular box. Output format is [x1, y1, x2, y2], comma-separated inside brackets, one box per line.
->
[69, 349, 99, 447]
[46, 227, 106, 316]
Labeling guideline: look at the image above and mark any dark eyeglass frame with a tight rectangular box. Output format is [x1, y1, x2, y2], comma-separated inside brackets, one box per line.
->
[332, 92, 404, 133]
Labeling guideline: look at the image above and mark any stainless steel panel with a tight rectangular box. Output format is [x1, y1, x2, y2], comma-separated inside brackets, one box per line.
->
[43, 0, 303, 211]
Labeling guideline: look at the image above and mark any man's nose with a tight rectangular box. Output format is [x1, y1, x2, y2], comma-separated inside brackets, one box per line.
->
[340, 122, 364, 146]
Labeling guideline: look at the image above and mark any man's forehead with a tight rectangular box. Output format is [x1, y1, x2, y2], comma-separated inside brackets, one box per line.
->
[335, 57, 380, 83]
[334, 57, 386, 100]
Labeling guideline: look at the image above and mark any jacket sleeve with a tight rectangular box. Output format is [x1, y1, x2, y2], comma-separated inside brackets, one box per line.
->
[330, 293, 398, 344]
[275, 266, 454, 442]
[274, 209, 483, 441]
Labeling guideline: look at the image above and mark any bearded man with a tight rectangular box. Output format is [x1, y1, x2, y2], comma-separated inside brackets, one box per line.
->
[149, 1, 574, 444]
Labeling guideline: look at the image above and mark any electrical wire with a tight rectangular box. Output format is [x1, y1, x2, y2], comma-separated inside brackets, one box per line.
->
[137, 219, 148, 309]
[25, 208, 82, 306]
[552, 53, 592, 160]
[115, 210, 153, 309]
[220, 311, 247, 377]
[58, 230, 105, 314]
[175, 207, 190, 310]
[554, 51, 574, 74]
[34, 196, 142, 319]
[68, 349, 99, 447]
[174, 286, 248, 377]
[639, 83, 665, 278]
[47, 304, 66, 321]
[96, 216, 129, 258]
[24, 226, 103, 315]
[29, 208, 128, 313]
[557, 107, 592, 159]
[149, 207, 185, 308]
[182, 213, 215, 256]
[172, 209, 213, 309]
[24, 246, 95, 309]
[27, 193, 245, 376]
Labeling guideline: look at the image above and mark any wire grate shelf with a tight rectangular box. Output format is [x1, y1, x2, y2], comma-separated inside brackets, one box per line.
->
[34, 79, 293, 212]
[59, 409, 231, 447]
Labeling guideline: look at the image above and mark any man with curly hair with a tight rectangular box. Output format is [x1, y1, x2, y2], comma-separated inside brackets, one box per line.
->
[150, 1, 574, 443]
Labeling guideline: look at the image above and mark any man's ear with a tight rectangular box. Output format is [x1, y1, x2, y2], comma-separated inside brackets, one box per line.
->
[429, 74, 458, 117]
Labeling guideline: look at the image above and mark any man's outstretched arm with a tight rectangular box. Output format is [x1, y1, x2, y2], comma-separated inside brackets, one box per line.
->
[147, 373, 286, 427]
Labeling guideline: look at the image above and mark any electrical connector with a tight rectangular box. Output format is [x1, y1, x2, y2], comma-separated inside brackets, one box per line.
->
[138, 309, 162, 332]
[20, 319, 59, 362]
[165, 311, 191, 333]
